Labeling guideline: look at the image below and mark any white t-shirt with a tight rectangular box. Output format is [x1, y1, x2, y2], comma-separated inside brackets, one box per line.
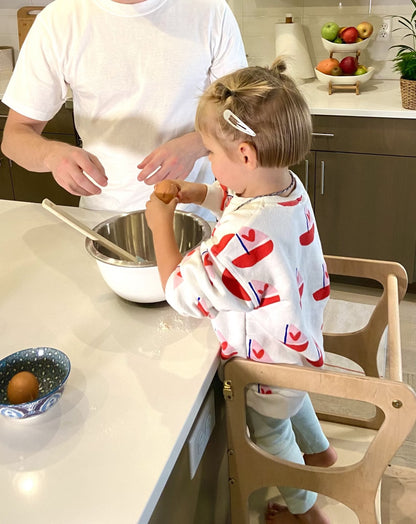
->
[165, 175, 330, 418]
[3, 0, 247, 212]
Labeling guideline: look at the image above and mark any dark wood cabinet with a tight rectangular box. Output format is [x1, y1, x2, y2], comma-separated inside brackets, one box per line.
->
[0, 150, 13, 200]
[292, 116, 416, 282]
[0, 102, 80, 207]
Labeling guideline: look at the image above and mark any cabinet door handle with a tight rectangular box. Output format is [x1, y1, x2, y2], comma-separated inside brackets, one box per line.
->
[0, 114, 8, 119]
[312, 132, 335, 137]
[304, 159, 309, 189]
[320, 161, 325, 195]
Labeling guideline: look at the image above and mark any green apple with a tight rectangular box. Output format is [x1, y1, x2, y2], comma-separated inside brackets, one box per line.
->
[321, 22, 340, 41]
[334, 37, 343, 43]
[354, 65, 368, 75]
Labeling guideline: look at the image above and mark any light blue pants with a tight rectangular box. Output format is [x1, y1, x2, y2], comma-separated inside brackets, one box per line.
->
[246, 394, 329, 515]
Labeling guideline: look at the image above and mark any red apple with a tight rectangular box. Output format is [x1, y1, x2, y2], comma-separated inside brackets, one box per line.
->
[340, 56, 358, 75]
[340, 26, 359, 43]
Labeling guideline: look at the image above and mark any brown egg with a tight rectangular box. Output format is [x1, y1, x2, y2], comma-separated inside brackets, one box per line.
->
[154, 179, 180, 204]
[7, 371, 39, 404]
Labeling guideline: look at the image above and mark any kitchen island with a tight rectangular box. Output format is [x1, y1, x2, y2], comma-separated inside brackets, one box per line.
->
[0, 200, 220, 523]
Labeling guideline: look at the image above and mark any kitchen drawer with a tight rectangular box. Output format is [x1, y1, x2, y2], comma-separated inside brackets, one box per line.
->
[311, 115, 416, 157]
[0, 102, 75, 135]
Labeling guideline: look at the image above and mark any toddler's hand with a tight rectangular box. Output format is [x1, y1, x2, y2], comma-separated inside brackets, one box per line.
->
[175, 180, 208, 205]
[145, 192, 178, 235]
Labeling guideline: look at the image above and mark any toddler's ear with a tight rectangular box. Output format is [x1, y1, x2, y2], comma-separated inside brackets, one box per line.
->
[239, 142, 258, 169]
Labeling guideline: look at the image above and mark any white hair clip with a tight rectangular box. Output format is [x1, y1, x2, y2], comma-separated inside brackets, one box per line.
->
[223, 109, 256, 137]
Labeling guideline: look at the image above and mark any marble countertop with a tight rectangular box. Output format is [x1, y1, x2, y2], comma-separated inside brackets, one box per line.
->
[0, 200, 219, 524]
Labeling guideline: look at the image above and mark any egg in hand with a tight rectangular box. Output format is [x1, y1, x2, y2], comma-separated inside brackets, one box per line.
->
[154, 179, 180, 204]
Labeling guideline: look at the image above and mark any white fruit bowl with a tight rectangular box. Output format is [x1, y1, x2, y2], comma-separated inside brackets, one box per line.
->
[315, 66, 375, 85]
[321, 36, 371, 53]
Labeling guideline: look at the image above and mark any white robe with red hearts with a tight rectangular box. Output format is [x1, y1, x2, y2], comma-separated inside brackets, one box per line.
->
[165, 174, 330, 418]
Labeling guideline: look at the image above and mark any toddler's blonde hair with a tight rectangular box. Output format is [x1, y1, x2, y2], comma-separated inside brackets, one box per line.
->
[195, 58, 312, 168]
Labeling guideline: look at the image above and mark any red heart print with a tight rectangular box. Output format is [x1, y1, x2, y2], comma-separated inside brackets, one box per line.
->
[242, 229, 255, 242]
[253, 349, 264, 359]
[289, 328, 301, 341]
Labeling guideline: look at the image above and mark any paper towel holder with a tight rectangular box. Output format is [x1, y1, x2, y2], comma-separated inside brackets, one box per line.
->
[275, 16, 315, 84]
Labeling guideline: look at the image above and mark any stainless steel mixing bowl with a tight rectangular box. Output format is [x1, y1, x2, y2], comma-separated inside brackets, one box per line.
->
[85, 210, 211, 303]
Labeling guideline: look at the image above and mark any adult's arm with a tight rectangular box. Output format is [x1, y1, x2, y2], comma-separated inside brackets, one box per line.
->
[1, 109, 108, 196]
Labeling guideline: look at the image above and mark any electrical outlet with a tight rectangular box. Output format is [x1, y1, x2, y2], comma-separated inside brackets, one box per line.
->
[188, 389, 215, 479]
[377, 16, 392, 41]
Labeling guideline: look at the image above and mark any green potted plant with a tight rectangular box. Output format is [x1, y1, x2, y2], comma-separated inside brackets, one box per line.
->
[390, 0, 416, 109]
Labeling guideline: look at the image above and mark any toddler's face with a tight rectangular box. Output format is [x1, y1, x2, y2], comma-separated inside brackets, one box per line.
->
[201, 133, 246, 194]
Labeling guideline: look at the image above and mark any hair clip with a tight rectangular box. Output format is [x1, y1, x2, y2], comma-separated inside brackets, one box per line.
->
[223, 109, 256, 137]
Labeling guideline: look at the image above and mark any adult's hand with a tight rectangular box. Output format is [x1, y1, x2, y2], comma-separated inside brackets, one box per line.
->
[137, 131, 208, 185]
[46, 141, 108, 196]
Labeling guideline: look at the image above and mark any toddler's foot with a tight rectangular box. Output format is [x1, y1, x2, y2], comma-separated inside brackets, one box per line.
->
[265, 502, 330, 524]
[303, 445, 337, 467]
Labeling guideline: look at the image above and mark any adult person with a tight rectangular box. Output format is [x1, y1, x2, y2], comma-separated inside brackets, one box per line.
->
[1, 0, 247, 216]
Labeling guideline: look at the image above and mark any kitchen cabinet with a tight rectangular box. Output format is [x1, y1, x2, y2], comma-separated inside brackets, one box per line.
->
[0, 102, 80, 206]
[293, 116, 416, 282]
[0, 148, 14, 200]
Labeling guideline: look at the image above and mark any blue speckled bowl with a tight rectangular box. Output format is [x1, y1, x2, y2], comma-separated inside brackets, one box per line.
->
[0, 347, 71, 419]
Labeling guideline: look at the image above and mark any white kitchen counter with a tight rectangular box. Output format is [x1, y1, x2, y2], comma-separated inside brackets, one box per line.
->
[299, 78, 416, 119]
[0, 200, 219, 524]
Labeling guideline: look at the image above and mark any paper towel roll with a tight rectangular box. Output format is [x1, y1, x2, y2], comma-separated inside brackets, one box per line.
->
[275, 22, 314, 82]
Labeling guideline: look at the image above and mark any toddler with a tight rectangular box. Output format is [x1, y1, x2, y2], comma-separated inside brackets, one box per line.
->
[145, 58, 337, 524]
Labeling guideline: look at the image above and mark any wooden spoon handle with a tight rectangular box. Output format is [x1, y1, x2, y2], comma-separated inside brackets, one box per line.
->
[42, 199, 139, 263]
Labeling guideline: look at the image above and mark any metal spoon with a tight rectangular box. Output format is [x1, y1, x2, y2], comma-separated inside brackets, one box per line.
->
[42, 199, 143, 263]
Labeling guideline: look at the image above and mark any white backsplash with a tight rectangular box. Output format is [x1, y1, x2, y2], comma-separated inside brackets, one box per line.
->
[0, 0, 412, 80]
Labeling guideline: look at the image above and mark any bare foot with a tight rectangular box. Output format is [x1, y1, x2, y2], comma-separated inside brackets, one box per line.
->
[265, 502, 330, 524]
[303, 445, 337, 467]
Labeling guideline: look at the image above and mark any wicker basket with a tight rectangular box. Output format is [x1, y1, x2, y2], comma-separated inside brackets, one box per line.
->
[400, 77, 416, 110]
